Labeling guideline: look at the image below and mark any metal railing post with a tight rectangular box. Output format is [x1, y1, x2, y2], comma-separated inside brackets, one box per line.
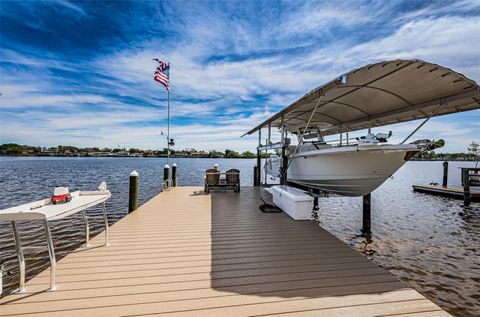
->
[42, 219, 56, 291]
[11, 221, 26, 294]
[82, 209, 90, 247]
[102, 202, 110, 246]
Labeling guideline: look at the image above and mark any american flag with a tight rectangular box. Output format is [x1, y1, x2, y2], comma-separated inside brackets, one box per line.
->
[153, 59, 170, 92]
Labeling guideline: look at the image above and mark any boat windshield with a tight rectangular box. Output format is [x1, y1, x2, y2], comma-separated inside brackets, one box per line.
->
[298, 127, 325, 143]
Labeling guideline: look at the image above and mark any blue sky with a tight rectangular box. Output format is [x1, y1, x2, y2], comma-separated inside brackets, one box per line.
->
[0, 0, 479, 152]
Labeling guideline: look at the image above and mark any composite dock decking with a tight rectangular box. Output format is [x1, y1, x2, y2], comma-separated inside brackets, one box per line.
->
[0, 186, 450, 317]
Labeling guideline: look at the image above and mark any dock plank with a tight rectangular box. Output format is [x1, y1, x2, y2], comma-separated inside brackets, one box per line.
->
[0, 187, 450, 316]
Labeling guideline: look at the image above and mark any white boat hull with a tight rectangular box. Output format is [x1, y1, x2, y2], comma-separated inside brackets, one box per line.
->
[287, 145, 418, 196]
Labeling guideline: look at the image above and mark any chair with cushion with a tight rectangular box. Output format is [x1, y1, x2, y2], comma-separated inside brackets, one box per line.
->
[226, 169, 240, 192]
[204, 169, 220, 193]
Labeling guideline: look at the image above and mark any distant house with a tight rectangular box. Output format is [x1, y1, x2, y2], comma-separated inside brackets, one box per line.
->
[40, 148, 59, 156]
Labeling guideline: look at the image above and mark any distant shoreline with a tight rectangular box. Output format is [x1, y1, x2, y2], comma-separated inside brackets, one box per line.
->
[0, 154, 256, 159]
[1, 155, 478, 162]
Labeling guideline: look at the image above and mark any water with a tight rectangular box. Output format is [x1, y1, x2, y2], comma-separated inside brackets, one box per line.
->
[0, 157, 478, 316]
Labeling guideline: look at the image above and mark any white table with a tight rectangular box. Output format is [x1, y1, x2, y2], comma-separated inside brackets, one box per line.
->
[0, 190, 111, 293]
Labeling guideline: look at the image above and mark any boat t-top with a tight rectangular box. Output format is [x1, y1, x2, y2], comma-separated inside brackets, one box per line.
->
[243, 59, 480, 196]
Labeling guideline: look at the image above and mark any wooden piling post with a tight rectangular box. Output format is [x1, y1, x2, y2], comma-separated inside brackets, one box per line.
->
[128, 170, 138, 213]
[172, 163, 177, 187]
[362, 193, 371, 234]
[442, 161, 448, 187]
[313, 196, 319, 211]
[253, 165, 259, 186]
[164, 164, 170, 185]
[463, 168, 471, 206]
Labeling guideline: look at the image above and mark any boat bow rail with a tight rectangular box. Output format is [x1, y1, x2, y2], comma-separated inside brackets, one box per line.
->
[0, 189, 111, 294]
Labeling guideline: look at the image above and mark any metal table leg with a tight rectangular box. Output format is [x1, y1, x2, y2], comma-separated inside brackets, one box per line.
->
[42, 219, 56, 291]
[11, 221, 26, 294]
[82, 209, 90, 247]
[102, 202, 110, 246]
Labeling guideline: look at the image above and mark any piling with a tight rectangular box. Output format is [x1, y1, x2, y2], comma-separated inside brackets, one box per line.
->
[128, 171, 139, 213]
[362, 193, 371, 234]
[253, 165, 259, 186]
[442, 161, 448, 187]
[313, 196, 319, 211]
[281, 146, 288, 185]
[172, 163, 177, 187]
[163, 164, 170, 183]
[462, 168, 471, 206]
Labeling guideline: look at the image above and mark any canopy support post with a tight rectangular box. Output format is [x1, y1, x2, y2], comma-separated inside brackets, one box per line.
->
[265, 124, 270, 185]
[280, 116, 288, 185]
[42, 219, 56, 291]
[11, 221, 26, 294]
[268, 123, 271, 145]
[256, 129, 261, 186]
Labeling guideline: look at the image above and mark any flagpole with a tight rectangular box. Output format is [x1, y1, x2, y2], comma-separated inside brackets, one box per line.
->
[167, 90, 170, 166]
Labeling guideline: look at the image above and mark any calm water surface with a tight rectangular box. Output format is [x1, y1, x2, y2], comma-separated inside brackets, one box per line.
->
[0, 157, 478, 316]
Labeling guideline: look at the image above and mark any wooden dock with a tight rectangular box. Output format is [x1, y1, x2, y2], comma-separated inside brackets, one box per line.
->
[0, 187, 450, 316]
[413, 184, 480, 201]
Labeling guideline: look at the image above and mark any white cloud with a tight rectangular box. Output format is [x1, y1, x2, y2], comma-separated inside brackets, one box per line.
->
[1, 1, 479, 153]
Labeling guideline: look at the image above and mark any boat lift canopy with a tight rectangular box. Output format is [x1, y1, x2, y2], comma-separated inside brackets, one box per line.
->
[243, 59, 480, 137]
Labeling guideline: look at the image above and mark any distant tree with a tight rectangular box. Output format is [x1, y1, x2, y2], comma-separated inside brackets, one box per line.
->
[129, 148, 142, 154]
[0, 143, 24, 154]
[468, 141, 479, 156]
[241, 151, 256, 158]
[209, 150, 224, 158]
[225, 149, 240, 158]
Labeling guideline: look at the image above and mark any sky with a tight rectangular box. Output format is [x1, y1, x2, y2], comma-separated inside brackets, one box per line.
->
[0, 0, 479, 153]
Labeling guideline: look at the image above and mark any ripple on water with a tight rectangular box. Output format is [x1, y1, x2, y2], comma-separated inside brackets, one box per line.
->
[0, 158, 479, 316]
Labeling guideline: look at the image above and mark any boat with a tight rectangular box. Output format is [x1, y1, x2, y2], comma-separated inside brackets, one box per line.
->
[243, 59, 480, 197]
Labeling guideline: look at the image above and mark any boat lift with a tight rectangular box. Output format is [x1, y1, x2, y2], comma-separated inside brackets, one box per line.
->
[0, 186, 111, 294]
[244, 59, 480, 234]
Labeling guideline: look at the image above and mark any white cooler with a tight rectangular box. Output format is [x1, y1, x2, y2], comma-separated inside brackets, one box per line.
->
[271, 185, 313, 220]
